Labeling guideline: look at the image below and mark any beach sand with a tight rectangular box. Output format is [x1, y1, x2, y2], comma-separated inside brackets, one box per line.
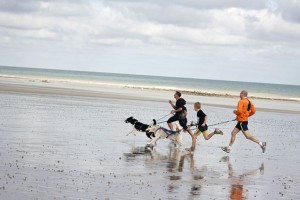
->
[0, 80, 300, 199]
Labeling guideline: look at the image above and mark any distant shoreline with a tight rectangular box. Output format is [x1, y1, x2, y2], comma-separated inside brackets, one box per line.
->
[1, 66, 300, 103]
[125, 86, 300, 103]
[1, 81, 299, 115]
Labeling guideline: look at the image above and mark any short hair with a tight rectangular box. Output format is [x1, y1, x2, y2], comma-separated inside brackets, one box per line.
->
[175, 91, 181, 97]
[240, 90, 248, 97]
[194, 102, 201, 109]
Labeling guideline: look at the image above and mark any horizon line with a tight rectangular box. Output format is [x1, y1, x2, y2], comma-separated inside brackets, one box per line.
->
[0, 65, 299, 87]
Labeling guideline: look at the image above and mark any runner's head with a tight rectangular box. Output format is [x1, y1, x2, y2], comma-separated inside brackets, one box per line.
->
[194, 102, 201, 111]
[174, 91, 181, 100]
[240, 90, 248, 98]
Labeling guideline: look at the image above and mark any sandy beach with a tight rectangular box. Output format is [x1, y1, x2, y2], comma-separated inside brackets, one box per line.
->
[1, 80, 300, 199]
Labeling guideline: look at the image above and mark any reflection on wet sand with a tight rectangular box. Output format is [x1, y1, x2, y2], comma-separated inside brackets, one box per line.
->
[165, 148, 205, 196]
[123, 145, 265, 199]
[123, 144, 208, 197]
[219, 156, 264, 200]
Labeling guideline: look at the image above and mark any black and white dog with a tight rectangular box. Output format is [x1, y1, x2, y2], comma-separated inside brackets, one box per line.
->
[146, 121, 184, 147]
[125, 116, 156, 139]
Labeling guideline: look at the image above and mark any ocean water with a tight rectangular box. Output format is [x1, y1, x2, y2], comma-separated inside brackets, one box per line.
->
[0, 66, 299, 101]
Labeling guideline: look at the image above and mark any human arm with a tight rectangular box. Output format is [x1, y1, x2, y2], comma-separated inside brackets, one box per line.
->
[201, 115, 208, 127]
[168, 100, 176, 109]
[233, 100, 243, 115]
[171, 107, 183, 115]
[249, 102, 256, 117]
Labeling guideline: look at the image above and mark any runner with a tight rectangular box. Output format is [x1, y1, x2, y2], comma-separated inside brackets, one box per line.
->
[221, 90, 266, 153]
[192, 102, 223, 140]
[167, 91, 196, 151]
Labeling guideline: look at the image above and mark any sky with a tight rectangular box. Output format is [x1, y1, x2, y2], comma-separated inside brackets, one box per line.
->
[0, 0, 300, 85]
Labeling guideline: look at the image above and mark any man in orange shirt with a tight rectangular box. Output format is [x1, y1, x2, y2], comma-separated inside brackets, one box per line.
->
[221, 90, 266, 153]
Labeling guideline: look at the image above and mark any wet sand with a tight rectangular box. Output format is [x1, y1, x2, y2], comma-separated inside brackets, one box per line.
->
[0, 82, 300, 199]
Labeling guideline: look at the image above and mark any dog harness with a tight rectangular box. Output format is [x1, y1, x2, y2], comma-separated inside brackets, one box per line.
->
[160, 127, 178, 137]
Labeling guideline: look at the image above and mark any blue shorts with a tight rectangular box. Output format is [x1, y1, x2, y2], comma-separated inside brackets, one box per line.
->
[235, 121, 248, 131]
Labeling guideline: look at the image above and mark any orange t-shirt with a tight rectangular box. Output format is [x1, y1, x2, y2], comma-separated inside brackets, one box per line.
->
[234, 98, 256, 122]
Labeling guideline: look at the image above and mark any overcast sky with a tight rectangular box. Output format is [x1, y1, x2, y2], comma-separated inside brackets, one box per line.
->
[0, 0, 300, 85]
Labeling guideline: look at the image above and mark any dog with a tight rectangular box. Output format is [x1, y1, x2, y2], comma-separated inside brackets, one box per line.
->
[146, 121, 184, 147]
[125, 116, 156, 139]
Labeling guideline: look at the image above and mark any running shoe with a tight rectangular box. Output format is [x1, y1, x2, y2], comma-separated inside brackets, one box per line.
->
[185, 146, 195, 152]
[214, 128, 223, 135]
[185, 147, 191, 151]
[261, 142, 266, 153]
[221, 146, 230, 153]
[190, 121, 197, 126]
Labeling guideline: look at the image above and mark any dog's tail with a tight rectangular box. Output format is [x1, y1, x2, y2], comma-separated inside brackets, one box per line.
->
[152, 119, 157, 125]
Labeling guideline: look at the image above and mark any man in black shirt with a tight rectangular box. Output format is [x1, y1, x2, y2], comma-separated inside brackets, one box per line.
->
[167, 91, 196, 151]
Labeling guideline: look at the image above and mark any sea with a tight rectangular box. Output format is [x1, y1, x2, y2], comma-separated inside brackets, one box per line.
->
[0, 66, 299, 101]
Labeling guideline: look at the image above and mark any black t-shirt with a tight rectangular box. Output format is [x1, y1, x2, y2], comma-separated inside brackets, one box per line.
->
[176, 98, 186, 110]
[175, 98, 187, 119]
[197, 110, 208, 131]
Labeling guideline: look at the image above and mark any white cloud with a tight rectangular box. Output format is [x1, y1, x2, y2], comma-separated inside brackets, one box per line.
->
[1, 0, 299, 46]
[0, 0, 299, 85]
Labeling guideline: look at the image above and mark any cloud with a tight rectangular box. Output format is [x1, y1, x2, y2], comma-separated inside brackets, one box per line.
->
[1, 0, 299, 47]
[0, 0, 40, 13]
[0, 0, 299, 84]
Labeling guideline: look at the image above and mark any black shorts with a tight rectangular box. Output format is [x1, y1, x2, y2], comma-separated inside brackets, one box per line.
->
[197, 125, 208, 132]
[235, 121, 248, 131]
[167, 115, 188, 130]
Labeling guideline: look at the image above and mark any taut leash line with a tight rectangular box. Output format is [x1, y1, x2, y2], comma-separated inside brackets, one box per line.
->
[156, 113, 171, 124]
[208, 119, 236, 127]
[189, 119, 236, 130]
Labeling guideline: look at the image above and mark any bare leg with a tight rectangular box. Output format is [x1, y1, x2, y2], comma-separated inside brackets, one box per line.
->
[193, 127, 201, 139]
[221, 128, 240, 153]
[229, 128, 240, 147]
[243, 130, 266, 152]
[193, 129, 201, 140]
[203, 132, 214, 140]
[186, 128, 196, 150]
[168, 122, 174, 131]
[203, 129, 223, 140]
[242, 130, 260, 144]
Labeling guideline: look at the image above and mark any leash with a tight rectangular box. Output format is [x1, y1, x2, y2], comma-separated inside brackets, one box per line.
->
[157, 120, 168, 124]
[126, 121, 136, 136]
[189, 119, 236, 130]
[156, 113, 171, 122]
[208, 119, 236, 127]
[156, 113, 171, 124]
